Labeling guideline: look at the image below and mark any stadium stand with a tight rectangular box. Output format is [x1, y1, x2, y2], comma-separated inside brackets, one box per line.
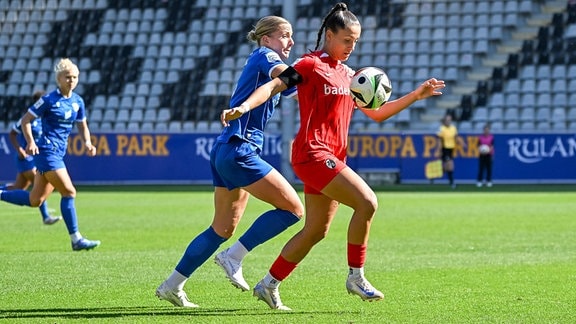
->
[0, 0, 572, 133]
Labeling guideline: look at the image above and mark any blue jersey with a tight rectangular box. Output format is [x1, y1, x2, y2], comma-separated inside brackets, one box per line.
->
[28, 88, 86, 157]
[217, 46, 296, 151]
[12, 118, 43, 148]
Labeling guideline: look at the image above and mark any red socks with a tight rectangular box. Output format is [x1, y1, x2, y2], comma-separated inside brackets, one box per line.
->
[269, 244, 366, 280]
[269, 255, 298, 281]
[347, 243, 366, 268]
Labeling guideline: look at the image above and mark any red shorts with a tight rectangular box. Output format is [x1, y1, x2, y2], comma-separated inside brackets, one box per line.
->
[292, 154, 346, 194]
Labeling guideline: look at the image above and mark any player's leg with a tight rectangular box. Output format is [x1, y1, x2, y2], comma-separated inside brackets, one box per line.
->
[477, 157, 484, 186]
[19, 168, 60, 224]
[213, 140, 303, 290]
[181, 187, 248, 274]
[216, 168, 304, 290]
[8, 171, 33, 190]
[0, 170, 48, 206]
[320, 167, 384, 301]
[445, 158, 454, 187]
[486, 157, 493, 187]
[238, 168, 303, 250]
[157, 186, 244, 307]
[42, 168, 99, 250]
[254, 192, 337, 310]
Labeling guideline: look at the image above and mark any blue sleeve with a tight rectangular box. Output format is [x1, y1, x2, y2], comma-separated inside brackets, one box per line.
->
[75, 97, 86, 121]
[27, 96, 48, 118]
[281, 86, 297, 98]
[11, 120, 22, 133]
[258, 49, 285, 79]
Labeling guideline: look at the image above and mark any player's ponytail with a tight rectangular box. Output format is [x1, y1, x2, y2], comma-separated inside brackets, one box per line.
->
[314, 2, 359, 50]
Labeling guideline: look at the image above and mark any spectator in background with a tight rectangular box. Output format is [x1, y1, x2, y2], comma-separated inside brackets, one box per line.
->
[2, 90, 61, 225]
[477, 124, 494, 187]
[0, 58, 100, 251]
[437, 114, 458, 189]
[155, 16, 303, 308]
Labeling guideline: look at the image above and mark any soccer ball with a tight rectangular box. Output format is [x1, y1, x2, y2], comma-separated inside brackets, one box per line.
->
[479, 144, 491, 154]
[350, 67, 392, 110]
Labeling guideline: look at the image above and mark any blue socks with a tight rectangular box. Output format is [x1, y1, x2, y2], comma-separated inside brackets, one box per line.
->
[239, 209, 300, 251]
[175, 227, 226, 277]
[60, 197, 79, 234]
[0, 190, 31, 206]
[39, 201, 51, 221]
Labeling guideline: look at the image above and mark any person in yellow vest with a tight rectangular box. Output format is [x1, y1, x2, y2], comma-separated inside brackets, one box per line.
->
[437, 114, 458, 188]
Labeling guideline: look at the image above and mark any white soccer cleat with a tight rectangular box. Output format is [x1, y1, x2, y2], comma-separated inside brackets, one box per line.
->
[214, 249, 250, 291]
[253, 280, 291, 311]
[346, 275, 384, 301]
[155, 282, 199, 308]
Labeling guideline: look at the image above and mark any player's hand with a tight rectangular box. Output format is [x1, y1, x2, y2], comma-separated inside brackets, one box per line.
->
[86, 143, 97, 157]
[17, 148, 29, 160]
[220, 104, 250, 127]
[415, 78, 445, 100]
[26, 143, 39, 155]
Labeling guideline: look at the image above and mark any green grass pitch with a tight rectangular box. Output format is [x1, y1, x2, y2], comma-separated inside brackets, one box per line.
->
[1, 185, 575, 323]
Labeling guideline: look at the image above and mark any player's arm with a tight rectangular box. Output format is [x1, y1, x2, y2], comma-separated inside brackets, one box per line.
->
[20, 112, 39, 155]
[362, 78, 445, 123]
[76, 120, 97, 157]
[8, 127, 27, 159]
[221, 66, 302, 126]
[272, 64, 299, 102]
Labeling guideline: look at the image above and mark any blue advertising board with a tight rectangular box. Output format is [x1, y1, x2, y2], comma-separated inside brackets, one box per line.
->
[0, 132, 574, 184]
[346, 133, 576, 183]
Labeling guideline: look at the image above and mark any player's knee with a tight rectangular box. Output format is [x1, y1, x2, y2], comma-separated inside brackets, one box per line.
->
[303, 227, 329, 244]
[213, 224, 236, 239]
[290, 203, 305, 219]
[28, 197, 44, 207]
[356, 195, 378, 219]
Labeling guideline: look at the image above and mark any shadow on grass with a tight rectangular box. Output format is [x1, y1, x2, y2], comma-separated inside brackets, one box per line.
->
[0, 306, 347, 319]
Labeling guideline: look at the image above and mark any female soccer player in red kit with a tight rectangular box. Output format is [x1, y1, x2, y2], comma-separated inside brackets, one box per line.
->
[222, 2, 445, 310]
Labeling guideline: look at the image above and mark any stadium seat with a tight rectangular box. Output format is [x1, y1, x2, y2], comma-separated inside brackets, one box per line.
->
[168, 121, 182, 132]
[520, 121, 535, 131]
[157, 108, 171, 122]
[143, 110, 157, 122]
[504, 108, 519, 121]
[102, 109, 116, 122]
[520, 108, 535, 122]
[505, 121, 519, 130]
[140, 122, 154, 132]
[488, 107, 503, 121]
[155, 122, 168, 132]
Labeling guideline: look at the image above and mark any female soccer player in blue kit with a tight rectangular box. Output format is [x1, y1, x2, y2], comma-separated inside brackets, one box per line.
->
[0, 58, 100, 251]
[155, 16, 304, 307]
[3, 90, 61, 225]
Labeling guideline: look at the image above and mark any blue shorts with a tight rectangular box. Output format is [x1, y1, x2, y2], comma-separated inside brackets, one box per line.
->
[33, 151, 66, 173]
[15, 155, 36, 173]
[210, 138, 273, 190]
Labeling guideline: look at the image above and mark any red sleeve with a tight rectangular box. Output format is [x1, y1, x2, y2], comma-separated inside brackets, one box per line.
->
[292, 55, 315, 86]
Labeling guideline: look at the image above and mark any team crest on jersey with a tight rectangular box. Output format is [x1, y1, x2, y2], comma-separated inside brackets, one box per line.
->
[266, 52, 281, 63]
[325, 159, 336, 169]
[72, 102, 80, 112]
[65, 110, 72, 119]
[33, 98, 44, 108]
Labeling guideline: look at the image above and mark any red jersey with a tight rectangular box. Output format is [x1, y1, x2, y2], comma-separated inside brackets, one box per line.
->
[291, 51, 355, 164]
